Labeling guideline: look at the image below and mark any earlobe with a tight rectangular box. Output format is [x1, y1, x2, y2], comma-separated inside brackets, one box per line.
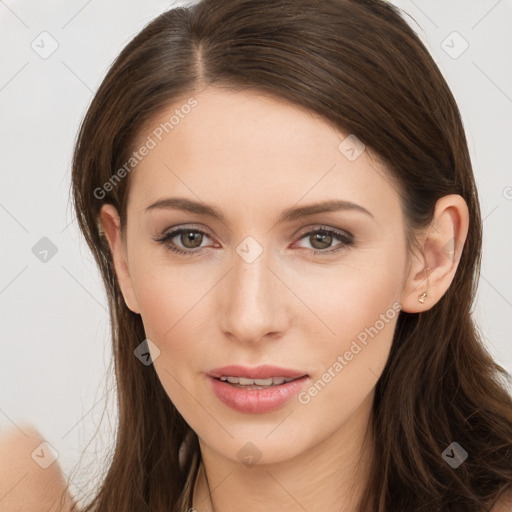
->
[98, 204, 141, 314]
[400, 194, 469, 313]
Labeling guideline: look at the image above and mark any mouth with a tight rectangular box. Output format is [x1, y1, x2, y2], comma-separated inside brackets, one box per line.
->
[207, 365, 310, 413]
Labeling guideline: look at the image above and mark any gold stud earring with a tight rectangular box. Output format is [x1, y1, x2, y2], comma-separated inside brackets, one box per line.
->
[418, 292, 427, 304]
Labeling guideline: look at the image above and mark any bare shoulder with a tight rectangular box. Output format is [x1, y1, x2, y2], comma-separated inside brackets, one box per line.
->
[0, 423, 81, 512]
[490, 489, 512, 512]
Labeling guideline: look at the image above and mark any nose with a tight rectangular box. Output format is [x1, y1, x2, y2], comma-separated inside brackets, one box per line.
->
[218, 241, 290, 345]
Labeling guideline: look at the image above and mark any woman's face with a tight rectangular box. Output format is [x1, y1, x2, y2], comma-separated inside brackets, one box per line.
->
[102, 86, 414, 465]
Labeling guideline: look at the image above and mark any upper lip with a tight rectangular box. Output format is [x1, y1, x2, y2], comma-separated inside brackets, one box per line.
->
[208, 365, 308, 380]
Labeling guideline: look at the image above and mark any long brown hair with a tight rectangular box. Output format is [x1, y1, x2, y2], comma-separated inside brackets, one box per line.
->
[68, 0, 512, 510]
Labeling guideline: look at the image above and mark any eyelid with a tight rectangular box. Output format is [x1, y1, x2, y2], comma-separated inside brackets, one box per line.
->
[155, 223, 214, 239]
[292, 224, 354, 243]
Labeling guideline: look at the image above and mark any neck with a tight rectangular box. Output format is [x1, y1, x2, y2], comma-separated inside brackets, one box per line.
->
[192, 392, 375, 512]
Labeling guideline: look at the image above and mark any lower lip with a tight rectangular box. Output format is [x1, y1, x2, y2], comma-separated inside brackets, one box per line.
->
[208, 375, 309, 414]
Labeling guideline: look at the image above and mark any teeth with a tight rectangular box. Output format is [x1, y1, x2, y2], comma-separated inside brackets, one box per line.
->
[254, 378, 273, 386]
[218, 376, 297, 386]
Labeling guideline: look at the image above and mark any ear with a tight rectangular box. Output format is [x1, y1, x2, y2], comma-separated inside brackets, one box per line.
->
[99, 204, 141, 314]
[400, 194, 469, 313]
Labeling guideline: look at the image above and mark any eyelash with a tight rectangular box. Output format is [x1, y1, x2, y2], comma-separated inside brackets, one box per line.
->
[154, 225, 354, 257]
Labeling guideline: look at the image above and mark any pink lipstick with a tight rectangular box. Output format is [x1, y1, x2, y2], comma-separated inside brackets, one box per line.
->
[208, 365, 309, 414]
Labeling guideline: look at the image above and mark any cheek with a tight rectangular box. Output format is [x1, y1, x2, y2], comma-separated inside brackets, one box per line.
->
[293, 248, 405, 416]
[293, 244, 405, 344]
[129, 251, 213, 341]
[128, 254, 221, 395]
[130, 265, 208, 410]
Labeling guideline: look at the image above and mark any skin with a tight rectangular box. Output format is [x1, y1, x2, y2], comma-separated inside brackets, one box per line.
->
[100, 86, 469, 512]
[0, 424, 79, 512]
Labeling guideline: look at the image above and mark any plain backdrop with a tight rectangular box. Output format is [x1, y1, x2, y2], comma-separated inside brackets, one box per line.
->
[1, 0, 511, 505]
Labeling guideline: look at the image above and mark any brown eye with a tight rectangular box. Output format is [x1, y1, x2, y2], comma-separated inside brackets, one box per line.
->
[180, 231, 204, 249]
[154, 227, 213, 255]
[309, 232, 333, 250]
[295, 227, 354, 255]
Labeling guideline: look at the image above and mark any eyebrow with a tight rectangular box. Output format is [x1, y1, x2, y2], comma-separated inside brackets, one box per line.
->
[144, 197, 374, 224]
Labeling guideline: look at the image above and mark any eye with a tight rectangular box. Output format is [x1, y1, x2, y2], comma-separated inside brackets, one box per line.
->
[294, 226, 354, 255]
[154, 227, 215, 255]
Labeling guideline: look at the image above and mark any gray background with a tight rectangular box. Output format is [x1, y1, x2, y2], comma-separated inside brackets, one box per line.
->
[1, 0, 511, 505]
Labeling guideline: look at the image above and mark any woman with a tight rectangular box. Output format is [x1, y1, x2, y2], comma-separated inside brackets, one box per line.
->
[8, 0, 512, 510]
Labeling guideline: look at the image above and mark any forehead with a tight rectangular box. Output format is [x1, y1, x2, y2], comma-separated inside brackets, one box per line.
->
[127, 87, 399, 222]
[133, 87, 343, 170]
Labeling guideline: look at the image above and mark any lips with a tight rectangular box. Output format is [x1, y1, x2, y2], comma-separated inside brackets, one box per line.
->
[207, 365, 309, 413]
